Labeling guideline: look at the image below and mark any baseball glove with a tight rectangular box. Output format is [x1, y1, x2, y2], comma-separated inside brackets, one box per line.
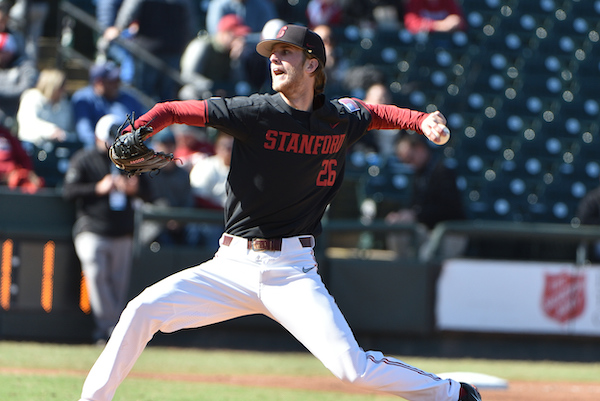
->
[109, 113, 175, 176]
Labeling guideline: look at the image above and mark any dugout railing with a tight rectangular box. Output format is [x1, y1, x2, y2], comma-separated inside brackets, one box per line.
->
[1, 190, 600, 346]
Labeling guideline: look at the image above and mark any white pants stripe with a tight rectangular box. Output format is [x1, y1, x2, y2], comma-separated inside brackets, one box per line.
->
[79, 234, 460, 401]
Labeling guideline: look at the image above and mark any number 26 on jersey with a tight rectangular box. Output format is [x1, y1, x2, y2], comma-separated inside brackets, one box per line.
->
[316, 159, 337, 186]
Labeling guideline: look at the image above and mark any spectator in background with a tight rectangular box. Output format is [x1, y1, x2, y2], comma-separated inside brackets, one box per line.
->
[362, 82, 398, 160]
[403, 0, 467, 35]
[323, 0, 402, 28]
[385, 132, 466, 260]
[576, 181, 600, 261]
[7, 0, 50, 64]
[105, 0, 198, 101]
[0, 122, 43, 193]
[0, 3, 37, 125]
[371, 0, 404, 30]
[232, 18, 287, 95]
[205, 0, 277, 35]
[95, 0, 135, 84]
[343, 64, 387, 98]
[190, 131, 233, 209]
[179, 14, 251, 99]
[138, 130, 195, 245]
[171, 124, 214, 171]
[260, 18, 287, 41]
[17, 68, 76, 145]
[312, 24, 349, 100]
[71, 61, 146, 148]
[235, 18, 287, 94]
[189, 131, 232, 247]
[306, 0, 343, 29]
[62, 113, 141, 344]
[347, 81, 393, 157]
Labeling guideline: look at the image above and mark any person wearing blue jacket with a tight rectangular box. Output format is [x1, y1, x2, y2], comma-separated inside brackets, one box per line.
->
[71, 61, 146, 148]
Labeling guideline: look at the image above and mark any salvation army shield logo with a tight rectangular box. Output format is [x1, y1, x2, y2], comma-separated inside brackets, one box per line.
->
[542, 272, 586, 324]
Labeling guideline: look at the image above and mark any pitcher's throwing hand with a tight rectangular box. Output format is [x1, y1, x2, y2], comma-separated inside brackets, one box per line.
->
[421, 110, 451, 145]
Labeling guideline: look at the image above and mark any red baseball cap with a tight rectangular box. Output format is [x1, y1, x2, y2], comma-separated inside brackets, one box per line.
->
[217, 14, 251, 37]
[0, 32, 17, 54]
[256, 24, 326, 66]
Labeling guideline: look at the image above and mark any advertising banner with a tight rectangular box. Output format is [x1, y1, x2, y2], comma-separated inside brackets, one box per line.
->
[436, 259, 600, 336]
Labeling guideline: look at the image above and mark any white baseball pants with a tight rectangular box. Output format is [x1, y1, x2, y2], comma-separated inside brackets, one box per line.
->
[79, 234, 460, 401]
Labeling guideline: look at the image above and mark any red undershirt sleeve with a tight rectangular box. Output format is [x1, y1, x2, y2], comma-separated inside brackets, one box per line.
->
[126, 100, 208, 137]
[360, 102, 429, 134]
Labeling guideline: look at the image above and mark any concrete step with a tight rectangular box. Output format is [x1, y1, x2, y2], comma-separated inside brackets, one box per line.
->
[37, 36, 59, 69]
[38, 36, 91, 94]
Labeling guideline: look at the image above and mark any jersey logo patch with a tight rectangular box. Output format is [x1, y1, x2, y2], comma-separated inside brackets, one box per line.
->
[339, 98, 359, 113]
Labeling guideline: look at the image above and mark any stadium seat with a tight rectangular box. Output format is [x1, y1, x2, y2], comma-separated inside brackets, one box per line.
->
[318, 0, 599, 223]
[576, 134, 600, 161]
[513, 0, 566, 15]
[540, 178, 581, 223]
[570, 0, 600, 16]
[550, 100, 599, 140]
[483, 27, 538, 59]
[359, 157, 415, 219]
[576, 54, 600, 78]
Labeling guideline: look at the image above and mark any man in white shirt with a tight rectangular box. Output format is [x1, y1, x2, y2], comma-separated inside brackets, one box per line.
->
[190, 131, 233, 209]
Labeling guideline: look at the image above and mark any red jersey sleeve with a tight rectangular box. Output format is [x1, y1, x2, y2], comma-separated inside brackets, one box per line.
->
[128, 100, 208, 136]
[361, 102, 428, 134]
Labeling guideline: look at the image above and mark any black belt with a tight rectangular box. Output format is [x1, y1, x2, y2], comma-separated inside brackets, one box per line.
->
[223, 235, 313, 251]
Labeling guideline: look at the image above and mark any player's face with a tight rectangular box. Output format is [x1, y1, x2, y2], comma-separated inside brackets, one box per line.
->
[269, 44, 308, 95]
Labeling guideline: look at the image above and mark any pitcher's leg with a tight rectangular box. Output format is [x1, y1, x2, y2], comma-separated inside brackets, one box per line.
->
[336, 348, 459, 401]
[79, 290, 160, 401]
[262, 271, 460, 401]
[80, 258, 260, 401]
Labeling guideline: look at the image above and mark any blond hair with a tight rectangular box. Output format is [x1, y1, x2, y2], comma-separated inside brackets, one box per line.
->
[36, 69, 66, 100]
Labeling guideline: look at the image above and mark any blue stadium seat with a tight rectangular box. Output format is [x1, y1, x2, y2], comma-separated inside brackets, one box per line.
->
[570, 0, 600, 16]
[576, 54, 600, 78]
[513, 0, 566, 15]
[320, 0, 599, 222]
[540, 178, 581, 223]
[483, 26, 538, 59]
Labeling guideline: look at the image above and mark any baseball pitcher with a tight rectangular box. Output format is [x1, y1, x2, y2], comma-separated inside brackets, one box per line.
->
[78, 24, 480, 401]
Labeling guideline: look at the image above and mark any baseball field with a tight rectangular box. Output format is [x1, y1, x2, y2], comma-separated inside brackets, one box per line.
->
[1, 341, 599, 401]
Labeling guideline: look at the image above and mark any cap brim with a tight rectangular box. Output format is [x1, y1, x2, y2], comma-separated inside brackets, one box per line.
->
[256, 39, 304, 58]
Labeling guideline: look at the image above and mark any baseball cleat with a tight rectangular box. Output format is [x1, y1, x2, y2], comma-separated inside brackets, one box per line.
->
[458, 382, 482, 401]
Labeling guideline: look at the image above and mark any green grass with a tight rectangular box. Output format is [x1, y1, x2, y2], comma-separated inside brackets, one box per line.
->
[1, 341, 600, 401]
[0, 375, 392, 401]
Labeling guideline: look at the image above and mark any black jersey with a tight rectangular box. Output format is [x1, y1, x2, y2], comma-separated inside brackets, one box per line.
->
[204, 93, 372, 238]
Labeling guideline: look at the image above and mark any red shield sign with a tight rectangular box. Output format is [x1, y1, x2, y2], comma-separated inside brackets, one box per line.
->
[542, 272, 586, 324]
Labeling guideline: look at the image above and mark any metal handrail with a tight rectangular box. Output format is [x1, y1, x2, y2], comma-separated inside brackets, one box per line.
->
[131, 204, 600, 265]
[425, 220, 600, 264]
[134, 203, 224, 225]
[133, 205, 423, 262]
